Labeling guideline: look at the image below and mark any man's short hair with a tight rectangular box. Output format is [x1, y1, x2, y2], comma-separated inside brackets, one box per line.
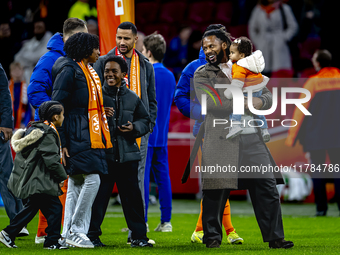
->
[63, 18, 87, 37]
[117, 22, 137, 35]
[104, 54, 128, 74]
[143, 33, 166, 62]
[315, 49, 332, 68]
[9, 61, 22, 71]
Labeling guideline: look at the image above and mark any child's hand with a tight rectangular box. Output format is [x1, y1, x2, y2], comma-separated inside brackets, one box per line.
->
[104, 107, 114, 117]
[118, 121, 133, 132]
[59, 182, 64, 188]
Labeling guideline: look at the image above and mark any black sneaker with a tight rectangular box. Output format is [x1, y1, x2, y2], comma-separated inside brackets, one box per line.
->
[43, 243, 69, 250]
[131, 239, 153, 247]
[315, 211, 327, 216]
[206, 240, 220, 248]
[269, 239, 294, 249]
[0, 230, 17, 248]
[92, 238, 106, 247]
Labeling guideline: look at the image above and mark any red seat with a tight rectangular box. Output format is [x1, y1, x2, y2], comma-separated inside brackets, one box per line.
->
[142, 24, 177, 43]
[188, 1, 215, 24]
[136, 2, 160, 25]
[215, 1, 233, 25]
[159, 2, 187, 23]
[229, 24, 248, 38]
[299, 37, 321, 60]
[299, 67, 317, 78]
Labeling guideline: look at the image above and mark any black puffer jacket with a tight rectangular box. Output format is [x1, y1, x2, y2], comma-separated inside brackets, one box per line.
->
[102, 82, 150, 164]
[51, 56, 108, 175]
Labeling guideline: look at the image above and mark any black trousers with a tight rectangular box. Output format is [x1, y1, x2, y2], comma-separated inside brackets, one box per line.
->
[88, 160, 147, 241]
[310, 149, 340, 212]
[4, 193, 62, 247]
[202, 133, 284, 244]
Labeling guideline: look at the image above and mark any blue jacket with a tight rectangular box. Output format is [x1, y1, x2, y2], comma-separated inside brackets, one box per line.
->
[174, 48, 206, 136]
[148, 63, 176, 147]
[27, 33, 65, 121]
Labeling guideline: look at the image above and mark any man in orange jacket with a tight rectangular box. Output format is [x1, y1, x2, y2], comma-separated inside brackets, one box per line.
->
[286, 49, 340, 216]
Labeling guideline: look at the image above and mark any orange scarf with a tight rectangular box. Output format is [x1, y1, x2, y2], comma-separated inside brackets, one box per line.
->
[77, 61, 112, 149]
[115, 47, 141, 97]
[9, 79, 28, 129]
[44, 121, 63, 164]
[260, 2, 281, 17]
[115, 48, 142, 148]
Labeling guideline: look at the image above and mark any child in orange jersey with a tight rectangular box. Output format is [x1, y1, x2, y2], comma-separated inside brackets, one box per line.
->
[224, 37, 270, 142]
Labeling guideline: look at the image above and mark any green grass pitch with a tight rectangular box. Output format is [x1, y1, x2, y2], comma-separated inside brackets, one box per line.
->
[0, 199, 339, 254]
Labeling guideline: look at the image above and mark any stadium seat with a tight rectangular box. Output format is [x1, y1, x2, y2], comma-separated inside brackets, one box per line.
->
[188, 1, 215, 24]
[299, 37, 321, 60]
[143, 24, 177, 43]
[229, 24, 248, 38]
[215, 1, 233, 25]
[136, 2, 160, 25]
[299, 67, 317, 78]
[159, 2, 187, 23]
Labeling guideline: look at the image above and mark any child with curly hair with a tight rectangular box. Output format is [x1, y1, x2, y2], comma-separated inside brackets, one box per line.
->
[225, 36, 270, 142]
[0, 101, 68, 250]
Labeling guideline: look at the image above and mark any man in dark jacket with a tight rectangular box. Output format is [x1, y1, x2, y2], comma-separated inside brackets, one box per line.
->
[88, 55, 152, 247]
[193, 29, 293, 249]
[0, 63, 27, 236]
[93, 21, 157, 242]
[27, 18, 87, 121]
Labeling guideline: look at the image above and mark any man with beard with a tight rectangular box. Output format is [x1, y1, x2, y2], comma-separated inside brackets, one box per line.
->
[14, 18, 52, 85]
[193, 28, 294, 249]
[88, 22, 157, 247]
[176, 24, 243, 245]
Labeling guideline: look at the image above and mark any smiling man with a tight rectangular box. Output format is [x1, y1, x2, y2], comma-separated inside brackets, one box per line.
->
[90, 22, 157, 246]
[193, 28, 293, 249]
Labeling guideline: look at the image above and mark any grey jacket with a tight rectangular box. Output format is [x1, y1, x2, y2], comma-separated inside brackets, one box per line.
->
[93, 47, 157, 131]
[194, 63, 284, 190]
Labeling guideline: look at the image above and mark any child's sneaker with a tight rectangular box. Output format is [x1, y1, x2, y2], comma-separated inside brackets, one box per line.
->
[261, 128, 270, 143]
[0, 230, 17, 248]
[226, 125, 243, 140]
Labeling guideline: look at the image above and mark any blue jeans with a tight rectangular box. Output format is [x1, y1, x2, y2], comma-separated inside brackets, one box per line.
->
[144, 146, 172, 223]
[229, 90, 268, 129]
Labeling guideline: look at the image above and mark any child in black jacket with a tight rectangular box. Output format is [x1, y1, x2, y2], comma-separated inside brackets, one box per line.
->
[87, 55, 153, 247]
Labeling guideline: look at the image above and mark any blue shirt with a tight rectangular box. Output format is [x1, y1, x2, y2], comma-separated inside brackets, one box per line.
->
[148, 63, 176, 147]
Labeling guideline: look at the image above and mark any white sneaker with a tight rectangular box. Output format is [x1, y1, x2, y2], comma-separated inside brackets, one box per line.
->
[17, 227, 29, 237]
[226, 125, 243, 140]
[148, 239, 156, 245]
[0, 230, 17, 248]
[261, 128, 270, 143]
[35, 235, 47, 244]
[66, 232, 94, 248]
[154, 222, 172, 232]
